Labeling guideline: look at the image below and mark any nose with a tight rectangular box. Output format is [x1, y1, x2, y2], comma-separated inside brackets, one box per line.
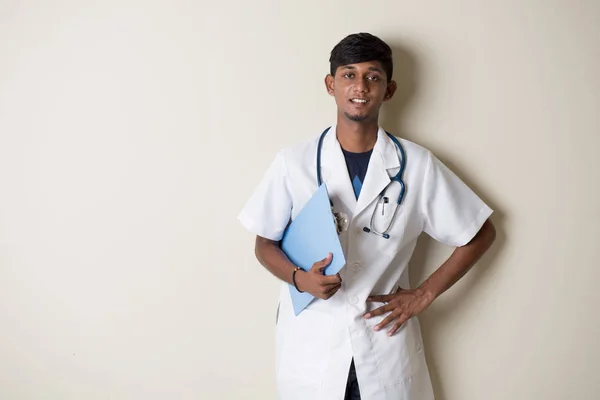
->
[353, 78, 368, 93]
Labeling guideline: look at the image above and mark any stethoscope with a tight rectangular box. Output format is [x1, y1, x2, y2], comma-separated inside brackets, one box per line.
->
[316, 127, 406, 239]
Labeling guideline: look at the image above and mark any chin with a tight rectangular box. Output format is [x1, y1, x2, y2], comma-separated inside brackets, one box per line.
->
[344, 112, 371, 122]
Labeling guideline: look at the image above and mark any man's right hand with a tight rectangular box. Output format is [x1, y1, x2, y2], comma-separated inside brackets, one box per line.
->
[295, 253, 342, 300]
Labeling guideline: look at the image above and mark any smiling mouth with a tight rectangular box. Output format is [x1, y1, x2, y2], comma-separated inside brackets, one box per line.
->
[350, 98, 369, 104]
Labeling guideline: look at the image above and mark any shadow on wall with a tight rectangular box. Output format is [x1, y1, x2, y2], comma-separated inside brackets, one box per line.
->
[380, 42, 507, 400]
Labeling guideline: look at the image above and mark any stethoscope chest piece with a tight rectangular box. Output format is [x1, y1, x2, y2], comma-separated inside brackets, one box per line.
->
[333, 209, 349, 234]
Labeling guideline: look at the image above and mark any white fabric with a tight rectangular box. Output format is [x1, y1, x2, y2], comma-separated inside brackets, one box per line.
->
[238, 125, 493, 400]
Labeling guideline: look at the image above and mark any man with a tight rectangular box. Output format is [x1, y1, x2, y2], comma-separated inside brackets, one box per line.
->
[238, 32, 496, 400]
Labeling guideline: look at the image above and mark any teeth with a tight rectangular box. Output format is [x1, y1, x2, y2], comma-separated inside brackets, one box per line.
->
[352, 99, 367, 103]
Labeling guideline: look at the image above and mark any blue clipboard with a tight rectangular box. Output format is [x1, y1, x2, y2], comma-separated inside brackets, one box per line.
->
[280, 183, 346, 315]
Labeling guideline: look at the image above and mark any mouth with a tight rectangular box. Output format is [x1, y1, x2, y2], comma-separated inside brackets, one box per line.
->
[350, 98, 369, 104]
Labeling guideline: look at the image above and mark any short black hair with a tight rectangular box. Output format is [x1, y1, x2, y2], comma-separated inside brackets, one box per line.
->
[329, 33, 393, 81]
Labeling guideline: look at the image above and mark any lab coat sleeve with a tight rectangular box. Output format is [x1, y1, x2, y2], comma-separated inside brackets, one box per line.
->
[237, 149, 293, 242]
[421, 151, 493, 247]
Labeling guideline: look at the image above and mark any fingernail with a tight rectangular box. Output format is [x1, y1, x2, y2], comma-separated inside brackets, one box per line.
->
[374, 325, 380, 331]
[364, 313, 371, 318]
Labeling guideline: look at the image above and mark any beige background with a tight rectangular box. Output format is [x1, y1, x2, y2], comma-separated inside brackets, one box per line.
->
[1, 1, 599, 399]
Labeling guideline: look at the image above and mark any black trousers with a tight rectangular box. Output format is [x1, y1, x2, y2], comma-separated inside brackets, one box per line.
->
[344, 359, 361, 400]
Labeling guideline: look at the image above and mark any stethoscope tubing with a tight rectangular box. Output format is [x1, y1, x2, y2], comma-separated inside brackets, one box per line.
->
[316, 127, 407, 239]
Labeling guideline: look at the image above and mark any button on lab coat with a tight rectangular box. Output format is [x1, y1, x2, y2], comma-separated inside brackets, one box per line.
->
[238, 126, 493, 400]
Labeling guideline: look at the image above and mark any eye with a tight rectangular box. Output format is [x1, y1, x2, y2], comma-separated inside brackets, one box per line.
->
[367, 75, 381, 81]
[343, 73, 354, 79]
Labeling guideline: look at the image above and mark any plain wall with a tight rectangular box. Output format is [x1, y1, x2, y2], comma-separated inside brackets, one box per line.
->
[1, 1, 599, 399]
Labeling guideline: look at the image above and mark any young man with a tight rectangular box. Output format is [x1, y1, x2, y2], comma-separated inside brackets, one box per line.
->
[238, 33, 496, 400]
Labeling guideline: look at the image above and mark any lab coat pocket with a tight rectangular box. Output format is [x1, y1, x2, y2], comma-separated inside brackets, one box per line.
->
[366, 316, 425, 386]
[367, 202, 408, 258]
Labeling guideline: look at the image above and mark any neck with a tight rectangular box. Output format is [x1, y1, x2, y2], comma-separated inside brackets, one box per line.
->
[336, 117, 379, 153]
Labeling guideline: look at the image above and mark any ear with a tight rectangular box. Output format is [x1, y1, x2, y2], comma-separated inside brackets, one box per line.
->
[383, 80, 397, 102]
[325, 74, 335, 96]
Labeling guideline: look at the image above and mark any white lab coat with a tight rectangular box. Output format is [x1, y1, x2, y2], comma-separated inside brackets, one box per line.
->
[238, 125, 493, 400]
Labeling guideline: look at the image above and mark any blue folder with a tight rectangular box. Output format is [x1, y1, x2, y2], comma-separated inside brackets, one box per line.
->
[280, 183, 346, 315]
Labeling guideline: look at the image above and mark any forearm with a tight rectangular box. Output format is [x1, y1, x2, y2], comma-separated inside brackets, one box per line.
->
[254, 236, 340, 299]
[418, 219, 496, 301]
[254, 236, 298, 285]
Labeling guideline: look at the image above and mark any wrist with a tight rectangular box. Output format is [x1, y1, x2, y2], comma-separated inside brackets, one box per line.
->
[416, 284, 437, 305]
[292, 268, 306, 292]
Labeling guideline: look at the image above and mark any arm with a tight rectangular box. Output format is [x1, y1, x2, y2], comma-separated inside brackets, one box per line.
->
[365, 218, 497, 335]
[254, 236, 342, 300]
[418, 218, 497, 302]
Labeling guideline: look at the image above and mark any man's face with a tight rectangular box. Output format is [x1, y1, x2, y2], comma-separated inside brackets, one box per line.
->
[325, 61, 396, 123]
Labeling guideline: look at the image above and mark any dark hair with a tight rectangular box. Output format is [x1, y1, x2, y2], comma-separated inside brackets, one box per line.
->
[329, 33, 393, 81]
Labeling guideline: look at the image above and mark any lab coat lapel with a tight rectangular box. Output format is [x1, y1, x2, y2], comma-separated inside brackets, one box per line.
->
[354, 128, 400, 217]
[320, 126, 357, 218]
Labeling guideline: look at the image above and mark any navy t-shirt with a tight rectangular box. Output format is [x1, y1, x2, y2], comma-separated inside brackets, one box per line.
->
[341, 148, 372, 199]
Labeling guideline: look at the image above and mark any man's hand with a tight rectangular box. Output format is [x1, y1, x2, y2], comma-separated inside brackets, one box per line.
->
[295, 253, 342, 300]
[364, 287, 434, 336]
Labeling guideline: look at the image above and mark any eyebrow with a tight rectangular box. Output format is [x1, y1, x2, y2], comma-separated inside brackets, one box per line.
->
[341, 65, 383, 73]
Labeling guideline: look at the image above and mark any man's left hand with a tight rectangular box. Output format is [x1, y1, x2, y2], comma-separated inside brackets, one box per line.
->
[364, 287, 434, 336]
